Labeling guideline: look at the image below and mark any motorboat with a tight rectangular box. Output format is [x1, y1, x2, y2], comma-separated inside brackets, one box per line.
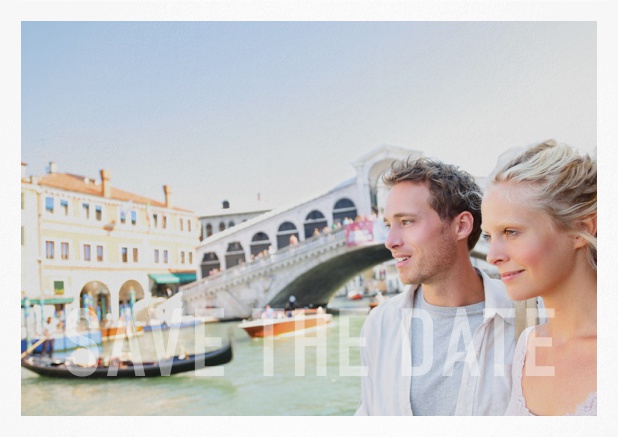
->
[238, 309, 332, 338]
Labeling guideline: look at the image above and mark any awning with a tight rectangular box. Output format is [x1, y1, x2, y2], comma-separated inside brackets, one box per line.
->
[172, 272, 196, 283]
[149, 272, 197, 284]
[149, 273, 181, 284]
[21, 296, 74, 307]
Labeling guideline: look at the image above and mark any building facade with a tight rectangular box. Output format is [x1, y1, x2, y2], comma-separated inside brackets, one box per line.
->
[21, 162, 201, 325]
[199, 198, 273, 241]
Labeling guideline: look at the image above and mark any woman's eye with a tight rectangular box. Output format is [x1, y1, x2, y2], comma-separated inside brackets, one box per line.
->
[481, 233, 491, 241]
[504, 229, 518, 238]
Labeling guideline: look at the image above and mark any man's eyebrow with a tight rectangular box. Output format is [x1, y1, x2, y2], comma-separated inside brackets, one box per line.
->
[383, 213, 419, 223]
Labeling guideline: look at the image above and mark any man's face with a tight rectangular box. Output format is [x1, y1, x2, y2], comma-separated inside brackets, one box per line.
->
[383, 181, 457, 285]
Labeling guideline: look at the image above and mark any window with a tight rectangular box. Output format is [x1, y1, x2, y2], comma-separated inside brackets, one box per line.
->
[21, 226, 25, 246]
[179, 218, 184, 231]
[154, 249, 159, 263]
[163, 215, 167, 229]
[131, 210, 137, 225]
[83, 203, 90, 219]
[219, 222, 226, 232]
[84, 244, 91, 261]
[61, 242, 69, 260]
[120, 210, 126, 224]
[45, 241, 54, 259]
[153, 214, 158, 228]
[95, 205, 102, 221]
[60, 200, 69, 216]
[53, 281, 64, 295]
[96, 245, 104, 262]
[181, 251, 185, 264]
[45, 197, 54, 213]
[21, 192, 24, 210]
[121, 247, 128, 263]
[163, 250, 168, 264]
[133, 248, 138, 262]
[189, 252, 193, 264]
[188, 220, 191, 232]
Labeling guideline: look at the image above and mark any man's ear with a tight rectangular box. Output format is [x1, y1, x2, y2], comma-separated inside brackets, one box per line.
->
[453, 211, 474, 241]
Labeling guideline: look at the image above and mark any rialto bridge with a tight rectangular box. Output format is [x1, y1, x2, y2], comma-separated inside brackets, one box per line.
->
[180, 145, 495, 319]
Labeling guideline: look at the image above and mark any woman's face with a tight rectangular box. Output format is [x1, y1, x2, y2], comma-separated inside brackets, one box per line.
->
[481, 182, 578, 301]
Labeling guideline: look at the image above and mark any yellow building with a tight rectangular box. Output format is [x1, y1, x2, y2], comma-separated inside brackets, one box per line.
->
[21, 162, 200, 325]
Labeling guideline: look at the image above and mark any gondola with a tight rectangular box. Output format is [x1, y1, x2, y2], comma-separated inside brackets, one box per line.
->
[20, 341, 233, 378]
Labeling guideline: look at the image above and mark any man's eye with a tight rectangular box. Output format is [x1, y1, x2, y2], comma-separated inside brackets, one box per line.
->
[481, 233, 491, 241]
[504, 229, 518, 238]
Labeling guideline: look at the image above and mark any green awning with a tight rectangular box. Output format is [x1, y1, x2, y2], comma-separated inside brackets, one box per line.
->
[173, 273, 196, 283]
[21, 297, 74, 307]
[149, 272, 197, 284]
[149, 273, 181, 284]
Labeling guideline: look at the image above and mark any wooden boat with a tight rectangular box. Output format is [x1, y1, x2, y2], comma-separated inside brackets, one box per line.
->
[100, 323, 143, 341]
[20, 341, 232, 378]
[238, 310, 332, 338]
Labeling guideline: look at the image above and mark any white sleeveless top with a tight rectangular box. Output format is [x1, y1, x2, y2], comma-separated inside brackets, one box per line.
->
[504, 326, 597, 416]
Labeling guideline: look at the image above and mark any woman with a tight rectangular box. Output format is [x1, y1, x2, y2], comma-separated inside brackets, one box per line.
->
[481, 140, 596, 415]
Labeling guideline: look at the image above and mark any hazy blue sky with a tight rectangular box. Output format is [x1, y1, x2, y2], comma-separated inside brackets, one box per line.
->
[21, 21, 596, 215]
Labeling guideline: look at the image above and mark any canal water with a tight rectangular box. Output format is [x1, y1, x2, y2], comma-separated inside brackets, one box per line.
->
[21, 297, 371, 416]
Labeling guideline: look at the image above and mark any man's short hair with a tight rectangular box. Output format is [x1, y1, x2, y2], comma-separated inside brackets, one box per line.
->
[383, 156, 483, 251]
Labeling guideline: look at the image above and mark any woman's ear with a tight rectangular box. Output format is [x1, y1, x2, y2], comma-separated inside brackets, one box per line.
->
[574, 213, 597, 248]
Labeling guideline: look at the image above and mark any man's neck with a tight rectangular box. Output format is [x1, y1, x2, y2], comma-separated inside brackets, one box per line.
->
[420, 262, 485, 307]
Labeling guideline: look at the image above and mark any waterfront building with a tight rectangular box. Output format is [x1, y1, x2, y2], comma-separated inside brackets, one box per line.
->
[199, 196, 274, 241]
[21, 162, 201, 328]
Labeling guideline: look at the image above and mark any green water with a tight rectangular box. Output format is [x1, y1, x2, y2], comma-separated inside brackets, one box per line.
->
[21, 304, 369, 416]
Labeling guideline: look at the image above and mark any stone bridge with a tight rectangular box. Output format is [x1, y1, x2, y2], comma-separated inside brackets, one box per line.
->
[181, 224, 392, 319]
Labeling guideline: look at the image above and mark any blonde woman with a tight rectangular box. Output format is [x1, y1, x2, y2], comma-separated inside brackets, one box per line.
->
[481, 140, 596, 415]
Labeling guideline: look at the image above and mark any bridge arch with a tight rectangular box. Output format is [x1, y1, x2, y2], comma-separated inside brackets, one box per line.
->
[303, 210, 327, 238]
[276, 221, 300, 249]
[250, 231, 271, 257]
[225, 241, 246, 268]
[333, 198, 357, 224]
[201, 252, 221, 276]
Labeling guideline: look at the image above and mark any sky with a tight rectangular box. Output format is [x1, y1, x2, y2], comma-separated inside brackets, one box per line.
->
[6, 1, 618, 435]
[20, 20, 598, 215]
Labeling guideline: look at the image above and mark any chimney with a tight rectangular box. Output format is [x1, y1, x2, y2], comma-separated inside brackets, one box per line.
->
[48, 162, 57, 174]
[164, 185, 172, 208]
[100, 169, 111, 198]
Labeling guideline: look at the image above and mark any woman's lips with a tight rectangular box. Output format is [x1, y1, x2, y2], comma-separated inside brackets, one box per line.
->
[500, 270, 524, 281]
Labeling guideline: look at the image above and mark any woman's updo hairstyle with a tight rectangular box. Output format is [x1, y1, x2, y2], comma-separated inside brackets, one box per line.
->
[489, 140, 597, 270]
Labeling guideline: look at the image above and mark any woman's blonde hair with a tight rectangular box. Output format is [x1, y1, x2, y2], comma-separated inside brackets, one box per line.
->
[489, 140, 597, 270]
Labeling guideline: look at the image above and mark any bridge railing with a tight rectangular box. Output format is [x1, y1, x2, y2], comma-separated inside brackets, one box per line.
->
[181, 226, 349, 295]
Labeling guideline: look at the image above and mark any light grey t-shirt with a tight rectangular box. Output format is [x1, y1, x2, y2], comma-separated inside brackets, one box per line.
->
[410, 288, 485, 416]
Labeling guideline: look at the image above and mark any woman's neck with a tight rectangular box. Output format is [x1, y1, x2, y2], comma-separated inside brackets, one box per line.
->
[538, 264, 597, 344]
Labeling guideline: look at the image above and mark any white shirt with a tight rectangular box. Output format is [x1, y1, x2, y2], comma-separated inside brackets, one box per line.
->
[355, 269, 517, 416]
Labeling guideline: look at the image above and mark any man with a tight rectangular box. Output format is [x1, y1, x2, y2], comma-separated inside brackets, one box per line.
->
[42, 316, 58, 357]
[355, 157, 516, 415]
